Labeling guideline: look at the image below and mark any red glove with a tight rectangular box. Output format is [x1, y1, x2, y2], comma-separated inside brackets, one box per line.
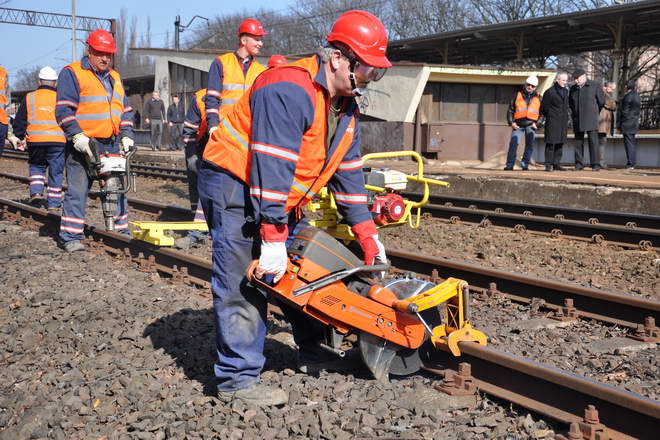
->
[352, 220, 387, 266]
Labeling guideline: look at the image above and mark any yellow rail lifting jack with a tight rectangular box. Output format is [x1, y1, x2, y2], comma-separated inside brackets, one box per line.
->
[129, 221, 208, 246]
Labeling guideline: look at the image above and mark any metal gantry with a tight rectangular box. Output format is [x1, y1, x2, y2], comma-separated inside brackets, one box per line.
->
[0, 7, 114, 34]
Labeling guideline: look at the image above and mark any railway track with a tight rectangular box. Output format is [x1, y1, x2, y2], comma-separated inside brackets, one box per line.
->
[1, 170, 658, 328]
[4, 150, 657, 249]
[4, 152, 659, 242]
[1, 196, 658, 439]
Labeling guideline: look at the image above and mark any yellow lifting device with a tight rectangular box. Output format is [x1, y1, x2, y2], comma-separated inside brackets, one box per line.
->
[129, 221, 208, 246]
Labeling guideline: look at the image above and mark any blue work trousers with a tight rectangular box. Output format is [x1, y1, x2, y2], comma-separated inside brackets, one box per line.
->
[198, 163, 324, 391]
[505, 126, 536, 169]
[27, 143, 65, 208]
[59, 139, 129, 243]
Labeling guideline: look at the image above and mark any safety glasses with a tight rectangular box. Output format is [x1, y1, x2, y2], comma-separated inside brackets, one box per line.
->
[352, 60, 387, 82]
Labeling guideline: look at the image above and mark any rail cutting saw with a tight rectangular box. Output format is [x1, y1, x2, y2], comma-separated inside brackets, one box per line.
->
[247, 227, 487, 382]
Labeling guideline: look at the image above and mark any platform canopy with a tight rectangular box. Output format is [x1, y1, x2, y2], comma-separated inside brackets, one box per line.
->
[388, 0, 660, 65]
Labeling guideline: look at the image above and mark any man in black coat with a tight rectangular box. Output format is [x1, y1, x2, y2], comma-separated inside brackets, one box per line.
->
[540, 71, 569, 171]
[619, 80, 641, 169]
[569, 69, 606, 171]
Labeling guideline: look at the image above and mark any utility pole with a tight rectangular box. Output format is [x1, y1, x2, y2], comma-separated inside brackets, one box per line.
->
[174, 15, 180, 50]
[71, 0, 76, 61]
[174, 15, 210, 50]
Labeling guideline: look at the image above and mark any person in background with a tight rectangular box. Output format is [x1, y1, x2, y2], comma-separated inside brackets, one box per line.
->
[504, 75, 541, 171]
[619, 79, 641, 169]
[597, 81, 617, 169]
[174, 88, 210, 249]
[267, 55, 288, 68]
[167, 94, 185, 150]
[569, 69, 605, 171]
[0, 65, 8, 156]
[12, 66, 66, 209]
[205, 18, 267, 134]
[540, 71, 569, 171]
[144, 91, 165, 151]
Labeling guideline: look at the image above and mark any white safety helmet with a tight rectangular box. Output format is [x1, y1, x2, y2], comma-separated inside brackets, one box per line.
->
[38, 66, 58, 81]
[525, 75, 539, 87]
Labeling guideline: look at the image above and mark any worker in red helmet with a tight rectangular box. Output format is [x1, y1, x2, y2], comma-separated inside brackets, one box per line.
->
[198, 10, 391, 406]
[55, 29, 135, 252]
[205, 18, 267, 134]
[267, 55, 288, 68]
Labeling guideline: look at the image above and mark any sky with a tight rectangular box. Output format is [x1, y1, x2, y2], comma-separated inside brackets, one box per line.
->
[1, 0, 294, 87]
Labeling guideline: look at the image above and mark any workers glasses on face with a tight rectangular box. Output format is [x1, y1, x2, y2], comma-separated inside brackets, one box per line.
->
[338, 48, 387, 83]
[525, 82, 537, 89]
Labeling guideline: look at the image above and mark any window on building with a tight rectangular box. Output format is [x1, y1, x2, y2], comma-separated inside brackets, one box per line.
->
[169, 62, 208, 110]
[422, 82, 516, 124]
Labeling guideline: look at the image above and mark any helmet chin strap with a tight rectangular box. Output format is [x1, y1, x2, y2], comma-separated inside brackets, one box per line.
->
[349, 71, 367, 97]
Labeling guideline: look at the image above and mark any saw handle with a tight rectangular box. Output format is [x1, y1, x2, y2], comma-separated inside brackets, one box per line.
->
[367, 285, 418, 314]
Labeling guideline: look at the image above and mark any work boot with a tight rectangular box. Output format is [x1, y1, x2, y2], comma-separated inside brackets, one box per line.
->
[28, 194, 44, 207]
[554, 165, 567, 171]
[217, 382, 288, 406]
[62, 240, 85, 253]
[544, 165, 553, 172]
[297, 348, 361, 375]
[503, 166, 513, 171]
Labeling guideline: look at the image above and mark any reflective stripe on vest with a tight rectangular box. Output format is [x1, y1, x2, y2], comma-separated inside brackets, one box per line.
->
[203, 55, 358, 213]
[195, 88, 208, 142]
[513, 91, 541, 121]
[67, 62, 125, 138]
[26, 89, 66, 143]
[216, 53, 266, 120]
[0, 67, 7, 124]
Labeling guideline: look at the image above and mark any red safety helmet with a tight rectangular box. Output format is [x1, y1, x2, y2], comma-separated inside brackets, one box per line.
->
[268, 55, 288, 68]
[87, 29, 117, 54]
[326, 10, 391, 69]
[238, 18, 267, 37]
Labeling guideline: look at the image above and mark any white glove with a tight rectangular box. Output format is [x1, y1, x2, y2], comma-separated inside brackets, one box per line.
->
[72, 133, 93, 157]
[120, 137, 134, 154]
[209, 126, 218, 135]
[255, 241, 288, 283]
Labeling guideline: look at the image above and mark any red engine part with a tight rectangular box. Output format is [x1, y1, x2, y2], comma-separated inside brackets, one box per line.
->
[371, 193, 406, 225]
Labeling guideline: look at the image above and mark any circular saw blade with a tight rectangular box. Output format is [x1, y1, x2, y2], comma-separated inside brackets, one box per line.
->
[358, 277, 436, 381]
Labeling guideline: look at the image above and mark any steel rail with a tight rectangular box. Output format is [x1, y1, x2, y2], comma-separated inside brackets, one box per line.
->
[403, 192, 660, 230]
[421, 204, 659, 250]
[425, 343, 659, 440]
[1, 173, 657, 327]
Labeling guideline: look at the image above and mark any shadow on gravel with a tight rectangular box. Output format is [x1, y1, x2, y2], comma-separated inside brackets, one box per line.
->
[144, 308, 297, 396]
[160, 183, 188, 199]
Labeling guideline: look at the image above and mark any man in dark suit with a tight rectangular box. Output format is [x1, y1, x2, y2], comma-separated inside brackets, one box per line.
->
[569, 69, 606, 171]
[619, 80, 641, 169]
[540, 71, 570, 171]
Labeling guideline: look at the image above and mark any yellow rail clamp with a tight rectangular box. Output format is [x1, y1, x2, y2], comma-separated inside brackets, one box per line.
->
[129, 221, 208, 246]
[404, 277, 487, 356]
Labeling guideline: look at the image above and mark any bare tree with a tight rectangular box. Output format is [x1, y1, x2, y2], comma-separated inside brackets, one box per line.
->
[13, 66, 40, 91]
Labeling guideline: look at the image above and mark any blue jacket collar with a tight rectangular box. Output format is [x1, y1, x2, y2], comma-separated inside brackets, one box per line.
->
[312, 55, 329, 93]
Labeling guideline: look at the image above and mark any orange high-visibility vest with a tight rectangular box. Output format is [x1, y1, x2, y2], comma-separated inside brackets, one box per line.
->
[203, 55, 358, 212]
[67, 62, 125, 138]
[209, 53, 266, 120]
[513, 91, 541, 121]
[195, 89, 207, 142]
[0, 66, 8, 125]
[26, 88, 66, 143]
